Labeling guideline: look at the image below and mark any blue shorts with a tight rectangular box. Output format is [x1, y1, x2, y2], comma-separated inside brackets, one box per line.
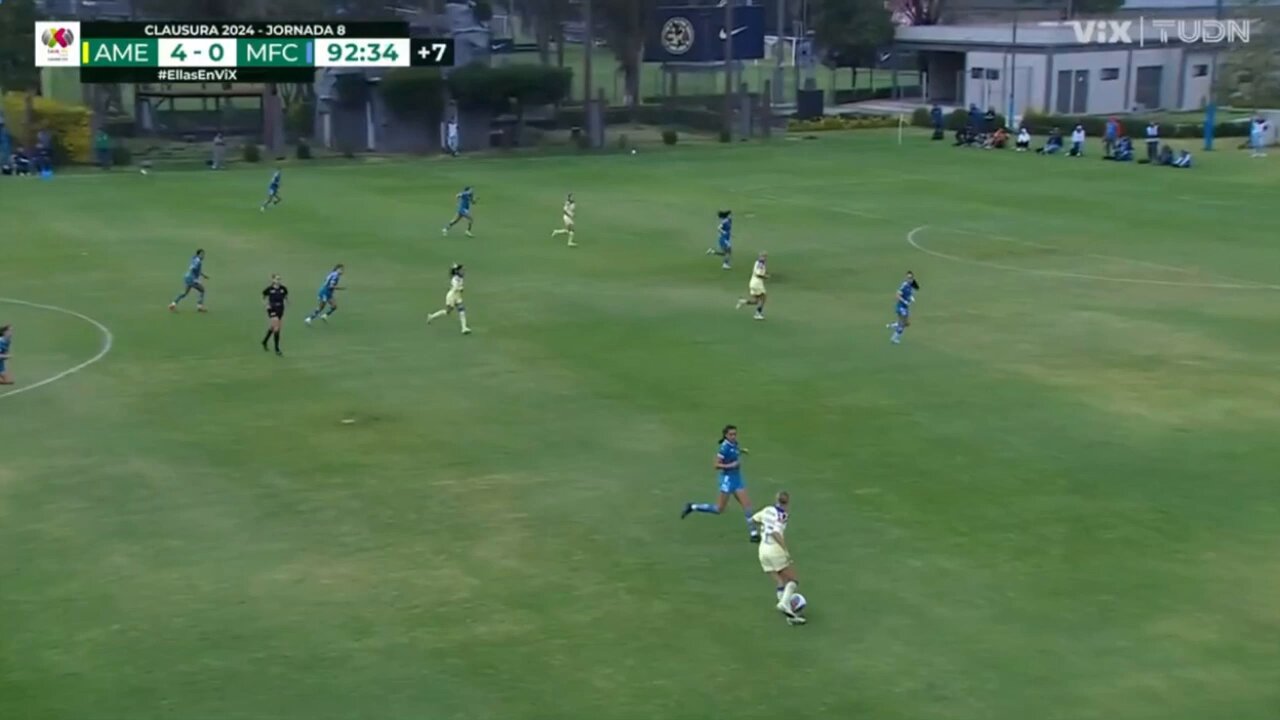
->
[457, 208, 471, 218]
[0, 359, 6, 373]
[719, 240, 732, 253]
[268, 186, 279, 195]
[718, 473, 744, 494]
[184, 276, 198, 288]
[896, 302, 910, 318]
[318, 291, 333, 303]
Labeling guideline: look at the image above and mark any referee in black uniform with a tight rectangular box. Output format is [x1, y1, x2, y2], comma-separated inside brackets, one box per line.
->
[262, 274, 288, 355]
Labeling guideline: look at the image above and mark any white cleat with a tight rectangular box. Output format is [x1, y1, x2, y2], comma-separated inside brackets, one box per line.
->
[465, 231, 474, 238]
[786, 615, 807, 625]
[754, 314, 765, 321]
[567, 241, 577, 248]
[705, 248, 715, 255]
[441, 227, 448, 236]
[735, 299, 747, 310]
[462, 327, 472, 335]
[304, 317, 312, 326]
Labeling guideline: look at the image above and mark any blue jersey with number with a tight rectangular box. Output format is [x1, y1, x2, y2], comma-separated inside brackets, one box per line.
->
[717, 438, 743, 492]
[457, 189, 473, 214]
[269, 171, 281, 192]
[719, 217, 732, 250]
[184, 255, 203, 284]
[319, 270, 341, 298]
[896, 279, 915, 316]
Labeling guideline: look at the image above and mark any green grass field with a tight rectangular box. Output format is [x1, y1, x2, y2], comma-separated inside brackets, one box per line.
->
[3, 133, 1279, 720]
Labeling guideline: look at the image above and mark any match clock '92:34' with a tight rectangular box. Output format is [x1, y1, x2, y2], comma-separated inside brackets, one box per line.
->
[316, 39, 410, 67]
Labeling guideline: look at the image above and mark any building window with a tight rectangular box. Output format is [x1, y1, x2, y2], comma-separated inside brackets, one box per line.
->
[970, 67, 984, 79]
[1100, 67, 1120, 81]
[986, 69, 1000, 80]
[1193, 64, 1209, 77]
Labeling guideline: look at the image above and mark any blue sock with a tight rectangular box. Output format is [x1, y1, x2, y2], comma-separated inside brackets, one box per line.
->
[308, 308, 321, 319]
[745, 510, 757, 532]
[172, 290, 187, 304]
[691, 503, 719, 514]
[777, 585, 786, 600]
[323, 306, 337, 317]
[197, 290, 205, 303]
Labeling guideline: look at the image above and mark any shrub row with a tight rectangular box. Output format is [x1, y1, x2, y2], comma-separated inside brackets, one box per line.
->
[788, 115, 900, 132]
[909, 107, 1254, 138]
[376, 65, 573, 121]
[548, 104, 724, 133]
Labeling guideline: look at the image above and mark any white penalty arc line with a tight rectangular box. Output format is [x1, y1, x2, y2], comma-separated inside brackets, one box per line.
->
[905, 226, 1280, 291]
[0, 297, 114, 400]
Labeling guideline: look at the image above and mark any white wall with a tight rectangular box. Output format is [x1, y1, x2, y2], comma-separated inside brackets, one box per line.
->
[1128, 47, 1181, 110]
[1050, 50, 1129, 114]
[964, 50, 1046, 119]
[1181, 50, 1215, 110]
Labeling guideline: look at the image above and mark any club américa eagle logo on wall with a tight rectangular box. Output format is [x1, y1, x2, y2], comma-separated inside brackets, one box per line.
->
[660, 16, 695, 55]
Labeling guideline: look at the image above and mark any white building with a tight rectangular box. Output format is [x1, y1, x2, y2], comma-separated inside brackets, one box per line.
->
[896, 19, 1227, 116]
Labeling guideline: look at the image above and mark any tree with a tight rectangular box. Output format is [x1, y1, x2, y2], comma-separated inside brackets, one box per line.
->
[892, 0, 945, 26]
[523, 0, 572, 67]
[596, 0, 655, 113]
[812, 0, 895, 70]
[1216, 6, 1280, 107]
[0, 0, 39, 91]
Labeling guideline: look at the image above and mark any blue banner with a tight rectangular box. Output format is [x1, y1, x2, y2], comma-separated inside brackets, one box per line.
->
[644, 6, 765, 63]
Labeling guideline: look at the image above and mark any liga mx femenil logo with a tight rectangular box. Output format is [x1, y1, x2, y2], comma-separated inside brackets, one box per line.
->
[661, 16, 695, 55]
[42, 27, 75, 49]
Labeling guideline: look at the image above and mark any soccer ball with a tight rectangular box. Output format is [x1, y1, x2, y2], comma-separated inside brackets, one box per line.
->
[789, 593, 807, 615]
[630, 149, 637, 155]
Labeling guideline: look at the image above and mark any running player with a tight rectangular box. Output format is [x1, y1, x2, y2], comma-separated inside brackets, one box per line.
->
[735, 251, 768, 320]
[550, 193, 576, 247]
[752, 491, 805, 625]
[169, 248, 209, 312]
[260, 168, 282, 211]
[706, 210, 732, 269]
[887, 271, 920, 344]
[0, 324, 12, 385]
[442, 186, 475, 237]
[305, 264, 344, 325]
[261, 274, 288, 355]
[680, 424, 761, 543]
[426, 263, 472, 335]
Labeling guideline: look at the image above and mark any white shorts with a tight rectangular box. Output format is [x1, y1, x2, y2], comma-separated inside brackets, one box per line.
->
[749, 277, 766, 297]
[445, 289, 463, 308]
[758, 543, 791, 573]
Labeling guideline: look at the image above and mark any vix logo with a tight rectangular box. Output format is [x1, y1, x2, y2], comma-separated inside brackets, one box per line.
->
[1060, 19, 1135, 44]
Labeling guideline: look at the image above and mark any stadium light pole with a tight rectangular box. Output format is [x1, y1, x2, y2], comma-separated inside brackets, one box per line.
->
[724, 0, 735, 139]
[583, 0, 595, 145]
[1007, 9, 1019, 127]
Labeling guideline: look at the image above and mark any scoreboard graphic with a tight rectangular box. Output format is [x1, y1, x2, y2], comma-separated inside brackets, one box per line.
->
[35, 21, 455, 83]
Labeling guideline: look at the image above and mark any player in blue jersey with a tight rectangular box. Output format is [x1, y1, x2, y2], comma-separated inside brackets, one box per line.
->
[305, 264, 345, 325]
[706, 210, 733, 269]
[887, 271, 920, 344]
[442, 186, 475, 237]
[169, 248, 209, 312]
[681, 424, 761, 543]
[260, 169, 282, 211]
[0, 324, 13, 385]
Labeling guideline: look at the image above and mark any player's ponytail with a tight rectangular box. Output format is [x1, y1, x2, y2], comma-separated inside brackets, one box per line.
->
[719, 424, 736, 443]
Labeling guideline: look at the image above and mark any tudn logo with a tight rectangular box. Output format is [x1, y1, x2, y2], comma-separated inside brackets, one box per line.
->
[661, 17, 695, 55]
[42, 27, 75, 48]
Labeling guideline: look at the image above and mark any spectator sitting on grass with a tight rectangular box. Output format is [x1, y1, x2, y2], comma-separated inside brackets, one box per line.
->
[1015, 127, 1031, 151]
[13, 147, 31, 175]
[986, 127, 1009, 149]
[1173, 149, 1192, 168]
[1037, 128, 1064, 155]
[1104, 136, 1134, 162]
[1069, 124, 1086, 156]
[1157, 143, 1175, 166]
[954, 124, 976, 147]
[984, 107, 997, 134]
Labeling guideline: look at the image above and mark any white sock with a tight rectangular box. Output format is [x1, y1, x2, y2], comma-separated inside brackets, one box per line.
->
[779, 581, 797, 609]
[427, 309, 446, 321]
[458, 310, 468, 329]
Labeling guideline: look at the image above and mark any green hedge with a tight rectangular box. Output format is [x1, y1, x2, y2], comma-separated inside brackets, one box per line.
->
[548, 104, 723, 133]
[379, 67, 446, 121]
[448, 64, 572, 113]
[909, 107, 1253, 138]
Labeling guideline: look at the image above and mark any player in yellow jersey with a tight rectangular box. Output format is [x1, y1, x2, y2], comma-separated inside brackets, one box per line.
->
[735, 251, 768, 320]
[426, 263, 472, 335]
[752, 491, 804, 625]
[550, 193, 576, 247]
